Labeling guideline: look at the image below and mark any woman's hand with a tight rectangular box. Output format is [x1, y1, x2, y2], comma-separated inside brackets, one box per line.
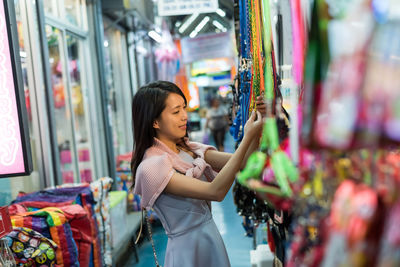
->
[243, 111, 263, 138]
[255, 95, 267, 118]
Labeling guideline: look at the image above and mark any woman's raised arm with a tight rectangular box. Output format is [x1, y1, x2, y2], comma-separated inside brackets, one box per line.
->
[165, 111, 263, 201]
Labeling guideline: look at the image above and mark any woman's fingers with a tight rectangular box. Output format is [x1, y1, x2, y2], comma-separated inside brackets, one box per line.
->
[256, 111, 262, 122]
[255, 96, 267, 117]
[250, 110, 256, 121]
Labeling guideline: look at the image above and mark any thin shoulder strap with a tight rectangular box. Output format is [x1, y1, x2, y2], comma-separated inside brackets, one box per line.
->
[134, 208, 161, 267]
[145, 210, 161, 267]
[134, 208, 145, 244]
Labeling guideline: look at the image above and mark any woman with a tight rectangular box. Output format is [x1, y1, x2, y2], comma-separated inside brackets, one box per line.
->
[205, 97, 230, 151]
[131, 81, 264, 267]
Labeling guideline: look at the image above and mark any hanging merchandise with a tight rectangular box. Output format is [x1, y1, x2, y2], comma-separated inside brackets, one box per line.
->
[300, 0, 400, 150]
[248, 0, 265, 109]
[232, 0, 400, 266]
[90, 177, 114, 267]
[232, 1, 304, 265]
[230, 0, 252, 142]
[313, 0, 374, 149]
[356, 21, 400, 147]
[290, 0, 306, 87]
[300, 0, 330, 149]
[237, 0, 299, 204]
[155, 22, 180, 82]
[286, 1, 400, 266]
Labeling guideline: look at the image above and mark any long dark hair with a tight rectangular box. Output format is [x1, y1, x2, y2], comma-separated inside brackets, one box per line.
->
[131, 81, 187, 181]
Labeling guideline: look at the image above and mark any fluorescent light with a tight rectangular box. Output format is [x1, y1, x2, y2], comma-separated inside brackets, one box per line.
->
[216, 8, 226, 17]
[222, 28, 227, 32]
[189, 31, 198, 38]
[179, 13, 199, 33]
[175, 21, 182, 27]
[189, 16, 210, 38]
[195, 16, 210, 32]
[212, 20, 225, 30]
[103, 40, 109, 47]
[148, 30, 162, 43]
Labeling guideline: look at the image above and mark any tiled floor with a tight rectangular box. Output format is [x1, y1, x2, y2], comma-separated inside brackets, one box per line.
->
[123, 131, 254, 267]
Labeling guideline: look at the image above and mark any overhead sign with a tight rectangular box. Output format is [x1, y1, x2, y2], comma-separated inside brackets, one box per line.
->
[0, 0, 32, 178]
[158, 0, 218, 16]
[180, 32, 234, 64]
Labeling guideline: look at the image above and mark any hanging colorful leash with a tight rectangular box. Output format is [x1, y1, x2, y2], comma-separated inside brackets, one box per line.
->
[231, 0, 252, 142]
[249, 0, 265, 111]
[261, 0, 298, 196]
[238, 0, 298, 197]
[290, 0, 306, 86]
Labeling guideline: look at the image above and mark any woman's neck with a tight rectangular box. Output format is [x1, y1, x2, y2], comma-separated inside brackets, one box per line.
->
[157, 136, 180, 153]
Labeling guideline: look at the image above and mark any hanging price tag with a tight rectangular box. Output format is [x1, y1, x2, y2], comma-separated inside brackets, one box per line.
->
[0, 206, 12, 239]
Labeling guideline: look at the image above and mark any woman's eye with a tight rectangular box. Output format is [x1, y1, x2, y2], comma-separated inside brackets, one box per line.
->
[173, 111, 179, 114]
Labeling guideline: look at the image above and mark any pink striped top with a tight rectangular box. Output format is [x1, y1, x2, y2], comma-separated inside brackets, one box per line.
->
[133, 138, 217, 209]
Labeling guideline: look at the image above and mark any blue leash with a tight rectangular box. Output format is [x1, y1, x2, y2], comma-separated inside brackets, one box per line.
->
[231, 0, 252, 142]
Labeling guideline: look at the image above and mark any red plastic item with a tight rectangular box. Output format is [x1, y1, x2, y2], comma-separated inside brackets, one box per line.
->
[0, 206, 13, 238]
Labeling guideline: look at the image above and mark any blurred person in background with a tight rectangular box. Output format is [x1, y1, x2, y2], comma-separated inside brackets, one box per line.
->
[206, 97, 230, 151]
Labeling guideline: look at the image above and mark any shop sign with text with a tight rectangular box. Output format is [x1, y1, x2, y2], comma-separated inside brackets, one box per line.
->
[158, 0, 218, 16]
[181, 32, 234, 64]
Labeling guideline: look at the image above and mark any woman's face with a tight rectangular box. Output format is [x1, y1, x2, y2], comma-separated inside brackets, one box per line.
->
[153, 93, 188, 141]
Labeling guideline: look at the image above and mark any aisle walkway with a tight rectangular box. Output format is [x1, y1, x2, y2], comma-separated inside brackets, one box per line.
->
[124, 131, 254, 267]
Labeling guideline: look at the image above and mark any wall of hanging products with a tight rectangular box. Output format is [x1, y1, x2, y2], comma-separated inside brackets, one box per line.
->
[231, 0, 400, 266]
[230, 0, 294, 264]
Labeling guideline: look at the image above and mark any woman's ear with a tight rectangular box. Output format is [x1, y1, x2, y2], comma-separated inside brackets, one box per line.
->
[153, 120, 160, 129]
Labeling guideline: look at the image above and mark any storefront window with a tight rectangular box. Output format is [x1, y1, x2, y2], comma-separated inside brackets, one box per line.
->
[103, 25, 132, 157]
[66, 34, 94, 183]
[46, 25, 78, 183]
[103, 32, 120, 154]
[64, 0, 82, 26]
[43, 0, 83, 27]
[42, 0, 58, 17]
[45, 24, 95, 184]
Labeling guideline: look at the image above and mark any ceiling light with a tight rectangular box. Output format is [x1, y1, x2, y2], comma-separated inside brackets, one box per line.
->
[103, 40, 109, 47]
[189, 31, 198, 38]
[189, 16, 210, 38]
[212, 20, 225, 30]
[175, 21, 182, 27]
[195, 16, 210, 32]
[216, 8, 226, 17]
[148, 30, 162, 43]
[179, 13, 199, 33]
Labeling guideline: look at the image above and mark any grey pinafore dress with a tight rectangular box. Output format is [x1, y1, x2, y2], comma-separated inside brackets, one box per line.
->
[152, 150, 231, 267]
